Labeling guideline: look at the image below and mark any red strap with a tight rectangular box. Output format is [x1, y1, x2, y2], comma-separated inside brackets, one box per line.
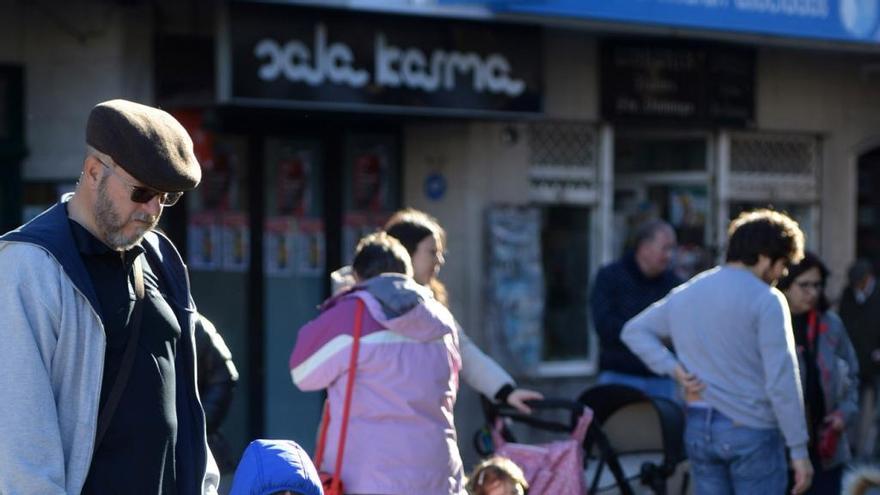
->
[807, 309, 818, 347]
[313, 403, 330, 469]
[314, 298, 365, 493]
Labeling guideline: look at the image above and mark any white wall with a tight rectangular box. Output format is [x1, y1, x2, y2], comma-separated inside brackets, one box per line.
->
[0, 1, 153, 181]
[402, 29, 599, 355]
[401, 29, 604, 467]
[756, 46, 880, 296]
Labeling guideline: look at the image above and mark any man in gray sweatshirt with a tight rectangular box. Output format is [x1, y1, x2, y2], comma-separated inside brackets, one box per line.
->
[622, 209, 812, 495]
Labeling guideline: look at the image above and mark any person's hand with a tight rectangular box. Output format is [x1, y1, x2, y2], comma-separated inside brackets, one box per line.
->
[673, 364, 705, 402]
[507, 388, 544, 414]
[824, 411, 845, 432]
[790, 457, 814, 494]
[871, 348, 880, 362]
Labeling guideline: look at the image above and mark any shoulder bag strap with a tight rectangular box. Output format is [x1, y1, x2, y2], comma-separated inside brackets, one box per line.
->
[314, 298, 364, 493]
[94, 254, 146, 449]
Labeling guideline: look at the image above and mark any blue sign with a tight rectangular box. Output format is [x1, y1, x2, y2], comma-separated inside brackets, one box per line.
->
[443, 0, 880, 45]
[424, 172, 447, 201]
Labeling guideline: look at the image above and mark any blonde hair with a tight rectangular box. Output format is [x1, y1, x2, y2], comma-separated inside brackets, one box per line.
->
[466, 456, 528, 495]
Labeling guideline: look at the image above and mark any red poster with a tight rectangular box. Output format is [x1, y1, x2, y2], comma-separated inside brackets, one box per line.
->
[352, 152, 386, 212]
[276, 153, 311, 216]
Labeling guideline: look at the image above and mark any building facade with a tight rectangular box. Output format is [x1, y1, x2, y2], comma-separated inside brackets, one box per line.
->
[3, 0, 880, 474]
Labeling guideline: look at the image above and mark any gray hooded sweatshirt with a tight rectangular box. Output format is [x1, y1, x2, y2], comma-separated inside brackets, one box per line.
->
[0, 199, 219, 494]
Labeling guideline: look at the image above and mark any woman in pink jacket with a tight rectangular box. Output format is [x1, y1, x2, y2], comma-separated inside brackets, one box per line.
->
[384, 208, 543, 411]
[290, 232, 465, 495]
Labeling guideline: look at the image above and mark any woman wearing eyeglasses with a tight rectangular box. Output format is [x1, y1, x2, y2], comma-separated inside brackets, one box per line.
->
[777, 252, 859, 494]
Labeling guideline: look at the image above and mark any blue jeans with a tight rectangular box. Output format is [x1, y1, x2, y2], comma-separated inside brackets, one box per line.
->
[597, 370, 679, 402]
[685, 407, 787, 495]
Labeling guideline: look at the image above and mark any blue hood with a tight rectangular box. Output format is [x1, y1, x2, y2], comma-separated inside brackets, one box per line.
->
[230, 439, 323, 495]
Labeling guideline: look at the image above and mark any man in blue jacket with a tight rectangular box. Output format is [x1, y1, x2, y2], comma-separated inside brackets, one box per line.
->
[0, 99, 218, 494]
[590, 219, 682, 400]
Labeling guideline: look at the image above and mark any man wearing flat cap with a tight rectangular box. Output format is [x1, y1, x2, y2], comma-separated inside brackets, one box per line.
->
[0, 99, 219, 494]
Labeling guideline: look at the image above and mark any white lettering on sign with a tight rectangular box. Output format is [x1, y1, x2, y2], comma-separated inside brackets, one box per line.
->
[254, 24, 526, 97]
[254, 24, 369, 87]
[734, 0, 828, 17]
[375, 33, 525, 96]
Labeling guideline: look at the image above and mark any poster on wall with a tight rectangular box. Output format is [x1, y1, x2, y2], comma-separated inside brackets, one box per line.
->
[276, 150, 313, 217]
[171, 110, 215, 172]
[188, 212, 222, 271]
[341, 212, 386, 265]
[668, 186, 710, 280]
[668, 186, 708, 231]
[484, 206, 544, 374]
[221, 212, 250, 272]
[295, 219, 325, 276]
[352, 149, 388, 212]
[200, 142, 243, 211]
[264, 216, 297, 277]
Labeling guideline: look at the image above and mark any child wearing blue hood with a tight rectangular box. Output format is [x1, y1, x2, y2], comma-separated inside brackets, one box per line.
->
[229, 439, 323, 495]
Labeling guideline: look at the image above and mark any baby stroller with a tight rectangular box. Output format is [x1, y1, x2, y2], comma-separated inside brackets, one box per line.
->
[578, 384, 688, 495]
[474, 396, 593, 494]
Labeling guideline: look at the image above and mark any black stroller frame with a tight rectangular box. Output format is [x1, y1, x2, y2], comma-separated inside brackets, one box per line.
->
[474, 385, 687, 495]
[578, 385, 688, 495]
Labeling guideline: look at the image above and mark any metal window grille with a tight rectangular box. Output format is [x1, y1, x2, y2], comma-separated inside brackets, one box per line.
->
[730, 134, 820, 176]
[529, 122, 597, 167]
[528, 122, 599, 205]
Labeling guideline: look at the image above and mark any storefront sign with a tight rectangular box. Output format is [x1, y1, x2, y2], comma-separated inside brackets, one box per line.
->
[449, 0, 880, 46]
[601, 41, 755, 126]
[221, 2, 542, 115]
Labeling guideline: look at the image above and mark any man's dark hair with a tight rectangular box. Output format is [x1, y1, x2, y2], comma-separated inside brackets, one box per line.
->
[776, 251, 830, 312]
[848, 258, 873, 286]
[630, 219, 674, 251]
[725, 209, 804, 266]
[352, 232, 412, 280]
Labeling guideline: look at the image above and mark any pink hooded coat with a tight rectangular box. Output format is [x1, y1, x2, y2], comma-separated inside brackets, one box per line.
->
[290, 274, 464, 495]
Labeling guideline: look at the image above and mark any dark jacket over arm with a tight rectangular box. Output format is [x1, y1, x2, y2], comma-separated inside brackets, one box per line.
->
[590, 253, 682, 376]
[194, 315, 238, 434]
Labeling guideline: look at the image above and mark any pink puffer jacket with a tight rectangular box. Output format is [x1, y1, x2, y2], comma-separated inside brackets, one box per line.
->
[290, 274, 463, 495]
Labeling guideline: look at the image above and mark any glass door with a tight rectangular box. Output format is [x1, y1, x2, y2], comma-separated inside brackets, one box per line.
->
[341, 132, 400, 264]
[185, 134, 252, 474]
[613, 131, 714, 280]
[262, 137, 326, 451]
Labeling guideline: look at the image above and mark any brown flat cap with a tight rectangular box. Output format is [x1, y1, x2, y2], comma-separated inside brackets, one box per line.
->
[86, 99, 201, 192]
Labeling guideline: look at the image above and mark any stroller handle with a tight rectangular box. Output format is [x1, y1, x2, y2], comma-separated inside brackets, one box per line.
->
[484, 397, 587, 434]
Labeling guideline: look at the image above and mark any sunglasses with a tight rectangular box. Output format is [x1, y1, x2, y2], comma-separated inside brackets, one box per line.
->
[99, 160, 183, 206]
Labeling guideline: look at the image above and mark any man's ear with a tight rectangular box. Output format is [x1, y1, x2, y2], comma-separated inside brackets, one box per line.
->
[754, 254, 772, 271]
[83, 155, 103, 186]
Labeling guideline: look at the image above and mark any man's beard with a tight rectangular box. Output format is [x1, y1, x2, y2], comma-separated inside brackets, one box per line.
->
[95, 176, 159, 250]
[760, 264, 779, 286]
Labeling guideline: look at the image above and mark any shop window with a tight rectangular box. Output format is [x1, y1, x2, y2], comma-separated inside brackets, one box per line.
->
[721, 132, 821, 251]
[528, 122, 598, 204]
[484, 122, 603, 376]
[613, 132, 713, 281]
[616, 136, 706, 173]
[541, 206, 591, 361]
